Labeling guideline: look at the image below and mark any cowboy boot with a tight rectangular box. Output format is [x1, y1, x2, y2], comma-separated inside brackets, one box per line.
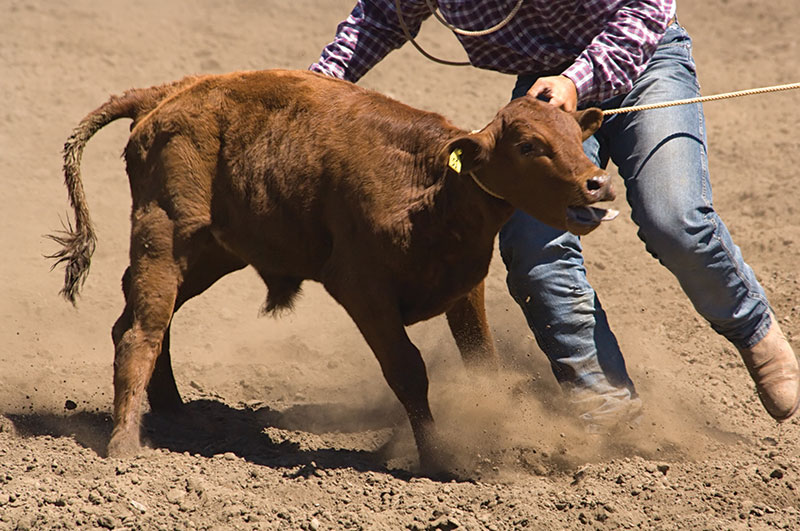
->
[738, 315, 800, 421]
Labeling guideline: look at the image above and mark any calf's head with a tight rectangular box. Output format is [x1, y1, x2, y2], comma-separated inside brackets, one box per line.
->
[446, 97, 617, 235]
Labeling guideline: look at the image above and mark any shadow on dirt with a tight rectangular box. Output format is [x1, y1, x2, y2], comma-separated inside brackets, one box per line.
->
[5, 398, 413, 478]
[5, 410, 114, 456]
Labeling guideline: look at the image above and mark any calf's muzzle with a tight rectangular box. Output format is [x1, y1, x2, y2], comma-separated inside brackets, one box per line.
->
[564, 170, 618, 236]
[583, 171, 615, 203]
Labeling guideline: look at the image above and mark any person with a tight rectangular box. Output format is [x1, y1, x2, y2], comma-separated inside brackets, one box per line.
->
[309, 0, 800, 430]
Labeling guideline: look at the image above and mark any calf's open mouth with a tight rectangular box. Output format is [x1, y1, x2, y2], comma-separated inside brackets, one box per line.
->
[566, 205, 619, 227]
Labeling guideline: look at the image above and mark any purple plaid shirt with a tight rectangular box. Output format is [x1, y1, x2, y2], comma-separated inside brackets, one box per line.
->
[310, 0, 676, 103]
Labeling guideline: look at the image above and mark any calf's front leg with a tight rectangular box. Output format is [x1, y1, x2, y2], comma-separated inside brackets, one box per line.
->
[446, 280, 499, 372]
[332, 285, 451, 475]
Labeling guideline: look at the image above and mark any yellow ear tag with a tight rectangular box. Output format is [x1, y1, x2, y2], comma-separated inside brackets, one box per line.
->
[448, 148, 463, 174]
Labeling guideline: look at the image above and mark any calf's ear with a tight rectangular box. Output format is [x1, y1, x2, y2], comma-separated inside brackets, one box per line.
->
[574, 108, 604, 141]
[445, 132, 494, 174]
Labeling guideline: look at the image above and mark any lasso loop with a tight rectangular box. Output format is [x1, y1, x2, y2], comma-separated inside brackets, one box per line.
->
[394, 2, 800, 113]
[396, 0, 524, 66]
[424, 0, 524, 37]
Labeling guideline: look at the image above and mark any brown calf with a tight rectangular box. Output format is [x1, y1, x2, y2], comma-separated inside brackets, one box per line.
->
[50, 69, 614, 474]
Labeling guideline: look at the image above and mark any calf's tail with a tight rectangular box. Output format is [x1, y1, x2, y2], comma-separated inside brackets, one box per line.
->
[49, 77, 201, 304]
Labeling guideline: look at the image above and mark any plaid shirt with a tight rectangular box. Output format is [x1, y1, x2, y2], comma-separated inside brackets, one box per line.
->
[310, 0, 676, 103]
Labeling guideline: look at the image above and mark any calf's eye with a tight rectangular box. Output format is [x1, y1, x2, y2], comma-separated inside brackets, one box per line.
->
[519, 142, 542, 156]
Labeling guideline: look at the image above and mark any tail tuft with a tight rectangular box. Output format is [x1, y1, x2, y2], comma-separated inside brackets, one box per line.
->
[51, 75, 202, 304]
[46, 217, 97, 305]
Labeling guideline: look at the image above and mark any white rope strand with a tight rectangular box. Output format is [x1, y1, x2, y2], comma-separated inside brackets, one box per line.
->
[602, 82, 800, 116]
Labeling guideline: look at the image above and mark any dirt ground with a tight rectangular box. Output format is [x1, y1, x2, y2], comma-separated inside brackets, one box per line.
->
[3, 0, 800, 529]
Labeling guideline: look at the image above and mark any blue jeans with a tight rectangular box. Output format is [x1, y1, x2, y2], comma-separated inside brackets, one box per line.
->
[499, 22, 772, 420]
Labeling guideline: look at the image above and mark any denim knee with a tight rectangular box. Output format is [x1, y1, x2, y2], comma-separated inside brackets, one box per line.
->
[633, 199, 714, 271]
[500, 214, 587, 295]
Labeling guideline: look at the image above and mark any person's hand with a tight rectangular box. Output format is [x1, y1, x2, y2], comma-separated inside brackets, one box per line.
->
[527, 75, 578, 112]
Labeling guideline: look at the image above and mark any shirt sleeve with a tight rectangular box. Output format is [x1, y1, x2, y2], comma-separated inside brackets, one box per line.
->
[561, 0, 676, 104]
[309, 0, 432, 82]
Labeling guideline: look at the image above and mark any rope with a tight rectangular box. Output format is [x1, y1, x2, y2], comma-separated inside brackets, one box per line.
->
[424, 0, 524, 37]
[602, 82, 800, 116]
[396, 0, 523, 66]
[469, 172, 505, 200]
[395, 0, 470, 66]
[394, 1, 800, 113]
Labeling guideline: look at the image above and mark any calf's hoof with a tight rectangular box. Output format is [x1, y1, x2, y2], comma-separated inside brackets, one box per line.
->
[420, 462, 471, 483]
[417, 434, 470, 482]
[106, 430, 142, 458]
[738, 316, 800, 421]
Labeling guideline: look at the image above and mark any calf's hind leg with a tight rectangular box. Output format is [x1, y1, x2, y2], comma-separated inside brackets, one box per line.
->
[119, 239, 246, 414]
[150, 245, 246, 412]
[108, 205, 180, 457]
[119, 266, 182, 414]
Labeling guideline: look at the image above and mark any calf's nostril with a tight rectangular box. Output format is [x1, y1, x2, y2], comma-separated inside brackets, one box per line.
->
[584, 173, 615, 201]
[586, 176, 605, 191]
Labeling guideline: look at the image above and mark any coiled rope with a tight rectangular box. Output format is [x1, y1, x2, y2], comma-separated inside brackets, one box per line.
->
[395, 2, 800, 113]
[602, 82, 800, 116]
[396, 0, 523, 66]
[424, 0, 524, 37]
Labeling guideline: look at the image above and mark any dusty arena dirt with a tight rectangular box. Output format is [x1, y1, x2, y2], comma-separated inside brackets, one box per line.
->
[3, 0, 800, 529]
